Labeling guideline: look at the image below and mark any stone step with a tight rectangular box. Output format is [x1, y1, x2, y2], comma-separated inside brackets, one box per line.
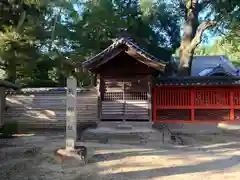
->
[98, 122, 153, 129]
[116, 124, 133, 130]
[79, 126, 168, 145]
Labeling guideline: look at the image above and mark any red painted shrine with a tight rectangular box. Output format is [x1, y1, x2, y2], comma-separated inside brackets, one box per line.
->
[153, 77, 240, 124]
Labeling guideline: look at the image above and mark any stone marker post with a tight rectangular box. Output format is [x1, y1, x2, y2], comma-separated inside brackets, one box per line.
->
[66, 76, 77, 151]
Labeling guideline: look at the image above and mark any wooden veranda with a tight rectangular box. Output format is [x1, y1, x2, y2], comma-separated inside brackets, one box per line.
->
[153, 77, 240, 124]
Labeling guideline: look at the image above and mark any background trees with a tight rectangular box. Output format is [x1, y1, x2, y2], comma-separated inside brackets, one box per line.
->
[175, 0, 239, 75]
[0, 0, 239, 86]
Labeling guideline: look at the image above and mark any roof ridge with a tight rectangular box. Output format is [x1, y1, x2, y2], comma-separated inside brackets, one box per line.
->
[82, 37, 167, 68]
[172, 55, 226, 58]
[113, 37, 167, 63]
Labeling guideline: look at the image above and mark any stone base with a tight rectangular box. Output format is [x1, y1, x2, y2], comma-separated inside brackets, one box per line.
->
[116, 124, 133, 130]
[80, 126, 168, 145]
[55, 146, 88, 164]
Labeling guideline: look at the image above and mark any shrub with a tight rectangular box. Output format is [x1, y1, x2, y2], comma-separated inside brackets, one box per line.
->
[0, 121, 18, 138]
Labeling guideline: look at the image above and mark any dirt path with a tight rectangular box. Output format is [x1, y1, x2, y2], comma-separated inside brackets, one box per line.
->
[0, 131, 240, 180]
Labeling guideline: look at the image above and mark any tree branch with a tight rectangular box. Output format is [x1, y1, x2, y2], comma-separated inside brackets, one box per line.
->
[49, 8, 62, 51]
[179, 0, 187, 19]
[0, 56, 7, 69]
[16, 11, 26, 32]
[188, 21, 217, 51]
[198, 0, 212, 12]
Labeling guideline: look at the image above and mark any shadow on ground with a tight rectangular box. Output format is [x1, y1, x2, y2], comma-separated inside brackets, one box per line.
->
[74, 156, 240, 180]
[1, 131, 240, 180]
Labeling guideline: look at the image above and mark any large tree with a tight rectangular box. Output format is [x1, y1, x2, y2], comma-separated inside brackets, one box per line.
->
[78, 0, 181, 60]
[0, 0, 46, 83]
[0, 0, 80, 86]
[177, 0, 239, 76]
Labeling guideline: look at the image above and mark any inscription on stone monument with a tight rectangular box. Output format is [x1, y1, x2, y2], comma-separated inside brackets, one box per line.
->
[66, 76, 77, 151]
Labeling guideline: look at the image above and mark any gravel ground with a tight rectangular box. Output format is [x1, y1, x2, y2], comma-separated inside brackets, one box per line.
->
[0, 131, 240, 180]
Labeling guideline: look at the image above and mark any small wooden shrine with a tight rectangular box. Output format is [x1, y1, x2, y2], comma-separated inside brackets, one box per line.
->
[82, 38, 167, 122]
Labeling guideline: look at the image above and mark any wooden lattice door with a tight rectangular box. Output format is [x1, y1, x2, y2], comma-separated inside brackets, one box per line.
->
[101, 76, 150, 121]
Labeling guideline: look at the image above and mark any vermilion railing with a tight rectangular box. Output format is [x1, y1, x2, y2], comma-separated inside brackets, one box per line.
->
[153, 85, 240, 123]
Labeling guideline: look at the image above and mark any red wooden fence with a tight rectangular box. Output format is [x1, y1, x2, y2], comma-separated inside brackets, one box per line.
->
[153, 85, 240, 123]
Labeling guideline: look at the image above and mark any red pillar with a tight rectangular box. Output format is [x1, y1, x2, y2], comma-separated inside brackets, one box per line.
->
[191, 88, 195, 121]
[153, 86, 157, 123]
[230, 91, 234, 121]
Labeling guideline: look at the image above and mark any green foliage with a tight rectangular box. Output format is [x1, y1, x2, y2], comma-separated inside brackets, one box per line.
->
[195, 18, 240, 65]
[0, 121, 19, 138]
[0, 0, 181, 87]
[0, 0, 239, 86]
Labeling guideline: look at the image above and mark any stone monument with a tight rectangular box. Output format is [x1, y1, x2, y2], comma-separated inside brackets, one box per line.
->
[56, 76, 87, 164]
[66, 76, 77, 150]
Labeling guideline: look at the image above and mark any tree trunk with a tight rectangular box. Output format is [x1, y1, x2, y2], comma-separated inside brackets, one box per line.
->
[7, 61, 17, 83]
[178, 0, 216, 76]
[178, 0, 199, 76]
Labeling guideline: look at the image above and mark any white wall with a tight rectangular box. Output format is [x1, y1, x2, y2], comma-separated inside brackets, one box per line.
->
[4, 88, 98, 125]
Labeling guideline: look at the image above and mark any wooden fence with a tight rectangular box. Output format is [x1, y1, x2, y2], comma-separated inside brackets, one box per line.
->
[153, 85, 240, 124]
